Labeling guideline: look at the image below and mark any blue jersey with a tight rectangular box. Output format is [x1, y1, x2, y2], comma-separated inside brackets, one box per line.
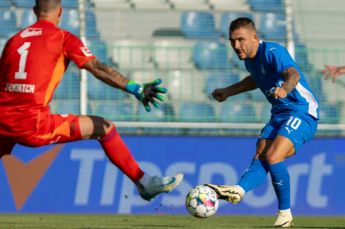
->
[245, 41, 319, 119]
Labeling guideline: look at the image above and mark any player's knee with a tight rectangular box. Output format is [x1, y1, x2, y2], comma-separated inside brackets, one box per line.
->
[262, 149, 284, 164]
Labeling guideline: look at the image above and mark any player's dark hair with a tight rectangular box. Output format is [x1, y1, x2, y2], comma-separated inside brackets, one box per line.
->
[35, 0, 61, 13]
[229, 17, 256, 33]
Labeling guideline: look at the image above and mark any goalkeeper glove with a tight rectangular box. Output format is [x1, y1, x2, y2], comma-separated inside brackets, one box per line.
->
[125, 79, 167, 112]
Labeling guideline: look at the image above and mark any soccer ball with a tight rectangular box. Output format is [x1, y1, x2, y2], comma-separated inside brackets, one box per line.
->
[185, 185, 219, 218]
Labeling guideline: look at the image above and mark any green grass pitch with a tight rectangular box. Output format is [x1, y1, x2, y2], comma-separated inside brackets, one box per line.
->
[0, 214, 344, 228]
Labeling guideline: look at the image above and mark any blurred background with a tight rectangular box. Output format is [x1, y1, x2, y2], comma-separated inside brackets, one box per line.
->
[1, 0, 345, 216]
[1, 0, 342, 136]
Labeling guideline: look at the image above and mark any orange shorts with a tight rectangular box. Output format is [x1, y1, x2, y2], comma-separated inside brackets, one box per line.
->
[0, 113, 82, 157]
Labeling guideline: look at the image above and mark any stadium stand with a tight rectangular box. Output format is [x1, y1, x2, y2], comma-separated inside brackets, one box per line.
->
[61, 9, 100, 37]
[0, 9, 17, 37]
[138, 102, 175, 122]
[247, 0, 285, 12]
[219, 101, 257, 123]
[193, 40, 230, 69]
[93, 0, 131, 9]
[0, 0, 12, 8]
[112, 39, 153, 70]
[209, 0, 250, 11]
[179, 101, 216, 122]
[180, 11, 219, 39]
[54, 70, 81, 100]
[15, 0, 32, 8]
[87, 74, 128, 100]
[152, 38, 195, 69]
[93, 100, 134, 121]
[131, 0, 171, 10]
[0, 36, 7, 54]
[258, 12, 287, 42]
[166, 70, 207, 101]
[53, 100, 81, 115]
[2, 0, 341, 136]
[220, 12, 254, 38]
[20, 8, 35, 28]
[170, 0, 209, 11]
[204, 72, 240, 96]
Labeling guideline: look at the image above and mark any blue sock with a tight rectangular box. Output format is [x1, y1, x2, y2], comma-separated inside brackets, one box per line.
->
[268, 162, 290, 210]
[237, 159, 268, 192]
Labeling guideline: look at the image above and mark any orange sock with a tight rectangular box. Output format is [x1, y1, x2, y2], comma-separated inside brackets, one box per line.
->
[99, 125, 144, 182]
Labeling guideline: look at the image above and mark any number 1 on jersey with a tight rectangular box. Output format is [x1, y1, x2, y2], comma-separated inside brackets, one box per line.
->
[15, 42, 31, 80]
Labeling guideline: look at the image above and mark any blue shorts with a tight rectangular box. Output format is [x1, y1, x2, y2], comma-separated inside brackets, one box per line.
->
[258, 112, 318, 150]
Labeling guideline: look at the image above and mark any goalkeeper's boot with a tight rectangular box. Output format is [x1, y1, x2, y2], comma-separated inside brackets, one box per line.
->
[205, 184, 245, 204]
[274, 209, 293, 228]
[137, 173, 184, 201]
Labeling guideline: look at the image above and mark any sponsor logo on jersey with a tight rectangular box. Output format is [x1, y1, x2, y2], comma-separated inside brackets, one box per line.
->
[80, 47, 93, 57]
[20, 28, 43, 38]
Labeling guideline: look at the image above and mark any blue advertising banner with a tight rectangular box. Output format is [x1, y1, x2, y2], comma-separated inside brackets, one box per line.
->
[0, 136, 344, 215]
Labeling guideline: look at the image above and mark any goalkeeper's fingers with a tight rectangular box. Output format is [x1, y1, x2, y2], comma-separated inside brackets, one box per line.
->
[153, 86, 167, 94]
[146, 79, 168, 93]
[143, 100, 151, 112]
[147, 78, 162, 86]
[154, 93, 165, 102]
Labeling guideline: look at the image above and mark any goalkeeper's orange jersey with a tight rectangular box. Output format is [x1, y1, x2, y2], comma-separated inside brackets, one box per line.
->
[0, 20, 95, 136]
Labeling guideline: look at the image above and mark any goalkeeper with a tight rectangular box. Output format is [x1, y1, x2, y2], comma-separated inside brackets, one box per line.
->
[0, 0, 183, 201]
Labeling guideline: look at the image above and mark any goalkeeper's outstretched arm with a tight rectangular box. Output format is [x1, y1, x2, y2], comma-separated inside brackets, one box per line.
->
[82, 58, 167, 112]
[83, 58, 129, 90]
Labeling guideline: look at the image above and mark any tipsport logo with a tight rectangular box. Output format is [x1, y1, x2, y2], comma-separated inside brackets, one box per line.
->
[2, 144, 63, 211]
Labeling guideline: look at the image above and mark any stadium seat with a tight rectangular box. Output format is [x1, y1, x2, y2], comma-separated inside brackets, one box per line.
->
[0, 10, 17, 37]
[54, 70, 81, 100]
[112, 39, 153, 70]
[0, 0, 12, 8]
[20, 8, 36, 29]
[220, 12, 254, 38]
[258, 13, 287, 41]
[204, 71, 240, 96]
[15, 0, 32, 8]
[248, 0, 284, 12]
[87, 74, 128, 100]
[61, 9, 100, 37]
[180, 12, 218, 39]
[179, 101, 216, 122]
[170, 0, 209, 10]
[93, 100, 134, 121]
[166, 70, 207, 101]
[193, 41, 230, 70]
[219, 101, 257, 123]
[152, 38, 195, 69]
